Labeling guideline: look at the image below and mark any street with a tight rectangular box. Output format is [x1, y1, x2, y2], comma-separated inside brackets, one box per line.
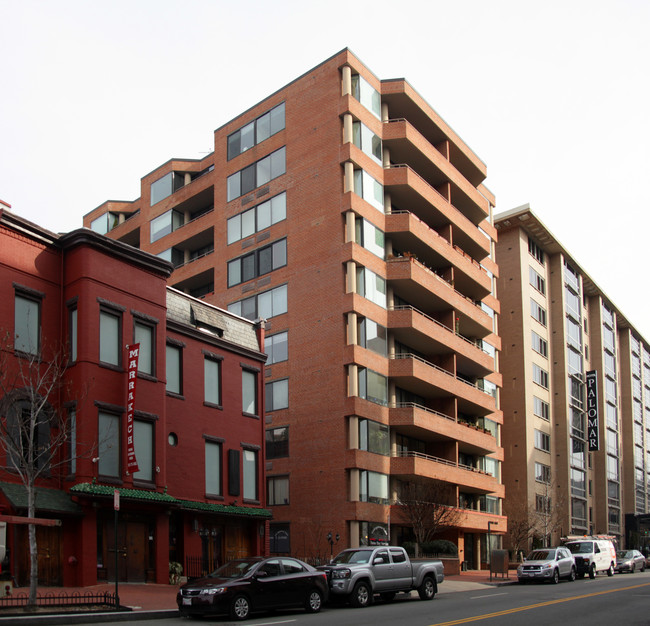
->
[71, 570, 650, 626]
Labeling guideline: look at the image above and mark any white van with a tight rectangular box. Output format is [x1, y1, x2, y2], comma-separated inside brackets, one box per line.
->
[564, 538, 617, 579]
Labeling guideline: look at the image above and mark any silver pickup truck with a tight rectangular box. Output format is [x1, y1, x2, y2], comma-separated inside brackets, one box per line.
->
[318, 546, 444, 608]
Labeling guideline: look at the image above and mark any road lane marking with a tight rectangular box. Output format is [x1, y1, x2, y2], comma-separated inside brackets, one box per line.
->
[431, 582, 650, 625]
[470, 593, 507, 599]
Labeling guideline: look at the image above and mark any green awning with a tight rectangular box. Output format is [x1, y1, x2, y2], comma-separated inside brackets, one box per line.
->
[0, 482, 82, 515]
[177, 499, 272, 519]
[70, 482, 177, 503]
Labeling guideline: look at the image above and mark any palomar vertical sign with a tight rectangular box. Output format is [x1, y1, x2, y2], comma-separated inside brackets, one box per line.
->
[586, 370, 599, 451]
[125, 343, 140, 473]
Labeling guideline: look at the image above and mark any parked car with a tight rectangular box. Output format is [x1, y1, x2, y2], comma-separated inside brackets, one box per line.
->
[615, 550, 647, 573]
[177, 556, 329, 620]
[517, 547, 576, 584]
[318, 545, 444, 607]
[564, 538, 616, 579]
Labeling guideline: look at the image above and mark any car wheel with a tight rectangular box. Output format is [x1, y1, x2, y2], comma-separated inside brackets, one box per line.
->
[230, 594, 251, 621]
[568, 567, 576, 582]
[607, 563, 614, 577]
[380, 592, 396, 602]
[350, 581, 372, 608]
[551, 569, 559, 584]
[305, 588, 323, 613]
[641, 562, 646, 572]
[631, 564, 636, 574]
[417, 575, 436, 600]
[589, 563, 596, 579]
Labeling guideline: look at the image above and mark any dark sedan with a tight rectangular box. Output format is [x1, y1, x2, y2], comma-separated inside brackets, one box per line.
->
[177, 556, 329, 620]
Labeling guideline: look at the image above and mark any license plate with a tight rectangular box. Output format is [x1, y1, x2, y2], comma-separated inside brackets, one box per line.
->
[182, 598, 192, 605]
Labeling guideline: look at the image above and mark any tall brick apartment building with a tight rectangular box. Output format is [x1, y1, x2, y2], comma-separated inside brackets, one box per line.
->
[84, 49, 505, 567]
[0, 205, 269, 587]
[495, 205, 650, 552]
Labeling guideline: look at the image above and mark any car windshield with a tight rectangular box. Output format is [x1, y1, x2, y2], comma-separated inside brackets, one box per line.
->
[210, 559, 260, 579]
[566, 542, 593, 554]
[616, 550, 633, 559]
[527, 550, 554, 561]
[332, 549, 373, 564]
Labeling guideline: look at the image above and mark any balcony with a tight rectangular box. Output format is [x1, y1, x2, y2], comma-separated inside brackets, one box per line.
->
[390, 451, 503, 495]
[389, 502, 506, 534]
[389, 353, 496, 416]
[383, 165, 490, 261]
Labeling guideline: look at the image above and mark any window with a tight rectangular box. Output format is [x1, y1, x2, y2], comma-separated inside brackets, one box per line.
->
[607, 454, 619, 480]
[242, 369, 258, 416]
[228, 284, 288, 321]
[267, 475, 289, 505]
[90, 212, 120, 235]
[68, 304, 78, 362]
[536, 494, 551, 514]
[150, 172, 184, 206]
[528, 237, 545, 264]
[530, 299, 547, 326]
[265, 331, 288, 364]
[266, 427, 289, 459]
[535, 462, 551, 484]
[98, 411, 120, 478]
[356, 266, 386, 307]
[99, 309, 121, 366]
[570, 376, 584, 408]
[567, 317, 582, 349]
[243, 449, 258, 501]
[357, 318, 387, 356]
[352, 121, 382, 163]
[359, 419, 389, 455]
[571, 438, 585, 468]
[571, 408, 585, 438]
[359, 470, 389, 504]
[227, 192, 286, 244]
[353, 169, 384, 212]
[564, 261, 580, 293]
[227, 238, 287, 287]
[14, 292, 41, 355]
[205, 440, 222, 496]
[5, 400, 50, 472]
[565, 288, 581, 320]
[228, 102, 285, 160]
[67, 408, 76, 475]
[150, 209, 184, 243]
[157, 247, 185, 268]
[568, 347, 583, 376]
[133, 420, 154, 482]
[204, 357, 221, 406]
[531, 331, 548, 357]
[270, 523, 290, 553]
[358, 368, 388, 406]
[266, 378, 288, 412]
[227, 147, 286, 201]
[166, 344, 182, 395]
[534, 429, 551, 452]
[533, 364, 549, 389]
[351, 74, 381, 118]
[529, 266, 546, 295]
[134, 321, 154, 376]
[354, 217, 385, 258]
[534, 396, 550, 420]
[571, 499, 587, 527]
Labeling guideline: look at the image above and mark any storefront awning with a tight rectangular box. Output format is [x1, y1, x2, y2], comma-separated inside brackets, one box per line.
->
[0, 482, 82, 515]
[176, 499, 272, 519]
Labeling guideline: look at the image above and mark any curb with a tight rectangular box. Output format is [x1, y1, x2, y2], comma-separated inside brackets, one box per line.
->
[0, 608, 179, 625]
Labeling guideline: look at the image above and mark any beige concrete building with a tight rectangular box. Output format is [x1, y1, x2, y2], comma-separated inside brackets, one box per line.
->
[495, 205, 650, 551]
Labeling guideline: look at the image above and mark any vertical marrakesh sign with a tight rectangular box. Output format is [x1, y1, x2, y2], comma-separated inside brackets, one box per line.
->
[586, 370, 600, 452]
[125, 343, 140, 473]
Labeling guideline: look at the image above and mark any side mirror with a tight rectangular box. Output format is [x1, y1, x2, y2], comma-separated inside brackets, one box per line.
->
[373, 557, 384, 565]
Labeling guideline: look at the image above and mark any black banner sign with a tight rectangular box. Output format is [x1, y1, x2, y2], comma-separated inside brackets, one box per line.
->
[586, 370, 599, 451]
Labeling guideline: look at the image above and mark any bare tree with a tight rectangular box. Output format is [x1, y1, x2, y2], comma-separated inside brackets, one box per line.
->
[504, 498, 537, 559]
[397, 481, 461, 556]
[530, 482, 566, 548]
[0, 330, 83, 607]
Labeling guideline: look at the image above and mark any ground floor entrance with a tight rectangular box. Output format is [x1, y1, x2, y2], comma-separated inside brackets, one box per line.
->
[15, 525, 63, 587]
[99, 514, 153, 583]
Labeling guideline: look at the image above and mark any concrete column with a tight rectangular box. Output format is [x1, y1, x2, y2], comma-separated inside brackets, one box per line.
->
[388, 334, 396, 358]
[343, 113, 354, 144]
[475, 535, 482, 570]
[390, 429, 397, 457]
[345, 210, 356, 243]
[341, 65, 352, 96]
[184, 249, 191, 265]
[118, 213, 125, 225]
[346, 260, 357, 294]
[347, 312, 358, 345]
[344, 161, 355, 193]
[349, 521, 360, 548]
[350, 468, 360, 501]
[348, 363, 358, 397]
[384, 192, 392, 214]
[349, 415, 359, 449]
[388, 381, 396, 409]
[184, 172, 192, 186]
[381, 102, 389, 122]
[387, 286, 395, 309]
[382, 146, 390, 169]
[385, 238, 394, 258]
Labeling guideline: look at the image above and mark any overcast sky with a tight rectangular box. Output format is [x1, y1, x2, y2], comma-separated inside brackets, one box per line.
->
[2, 0, 648, 338]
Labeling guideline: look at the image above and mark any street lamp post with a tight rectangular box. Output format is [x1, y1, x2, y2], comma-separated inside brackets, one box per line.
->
[487, 521, 496, 581]
[327, 532, 340, 561]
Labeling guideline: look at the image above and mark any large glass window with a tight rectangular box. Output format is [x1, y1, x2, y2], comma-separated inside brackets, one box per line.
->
[534, 429, 551, 452]
[351, 74, 381, 118]
[531, 331, 548, 357]
[243, 449, 258, 501]
[150, 209, 184, 242]
[355, 217, 385, 258]
[242, 370, 258, 416]
[358, 368, 388, 406]
[356, 267, 386, 307]
[266, 427, 289, 459]
[571, 438, 585, 469]
[568, 347, 583, 376]
[535, 462, 551, 484]
[90, 212, 120, 235]
[228, 284, 287, 321]
[15, 293, 40, 355]
[227, 192, 287, 244]
[357, 318, 387, 356]
[133, 420, 153, 482]
[528, 237, 545, 264]
[567, 317, 582, 350]
[359, 419, 389, 455]
[204, 358, 221, 406]
[359, 470, 389, 504]
[353, 169, 384, 212]
[98, 411, 120, 478]
[228, 102, 285, 160]
[134, 321, 154, 376]
[266, 378, 288, 412]
[227, 239, 287, 287]
[267, 475, 289, 505]
[530, 298, 547, 326]
[265, 331, 288, 364]
[205, 441, 222, 496]
[166, 344, 182, 395]
[352, 121, 382, 163]
[534, 396, 550, 420]
[150, 172, 184, 206]
[529, 266, 546, 295]
[533, 364, 549, 389]
[68, 305, 78, 362]
[227, 147, 286, 201]
[99, 310, 121, 366]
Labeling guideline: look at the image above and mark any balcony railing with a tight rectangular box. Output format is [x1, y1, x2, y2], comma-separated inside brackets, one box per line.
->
[391, 449, 494, 476]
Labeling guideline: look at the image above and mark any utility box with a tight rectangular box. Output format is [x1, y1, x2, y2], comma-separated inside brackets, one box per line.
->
[490, 550, 509, 577]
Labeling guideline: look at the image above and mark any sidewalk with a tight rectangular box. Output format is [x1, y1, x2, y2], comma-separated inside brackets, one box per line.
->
[0, 569, 515, 624]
